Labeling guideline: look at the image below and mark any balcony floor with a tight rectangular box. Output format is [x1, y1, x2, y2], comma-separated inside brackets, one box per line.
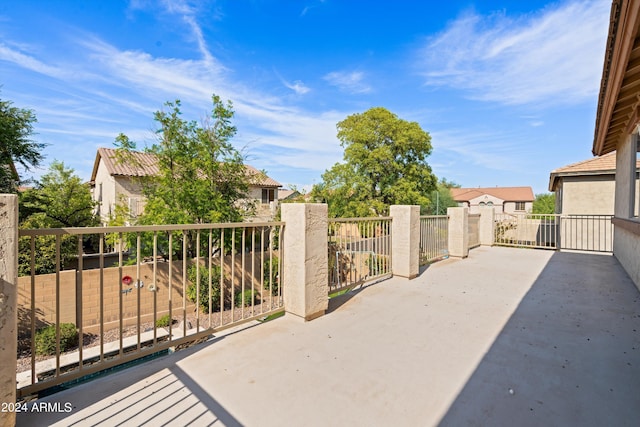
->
[17, 246, 640, 427]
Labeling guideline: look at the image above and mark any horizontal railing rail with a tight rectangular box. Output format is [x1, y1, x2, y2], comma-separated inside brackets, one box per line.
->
[419, 215, 449, 265]
[16, 221, 283, 398]
[327, 217, 392, 295]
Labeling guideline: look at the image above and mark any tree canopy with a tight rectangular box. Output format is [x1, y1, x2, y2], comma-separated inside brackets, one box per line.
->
[532, 193, 556, 214]
[429, 178, 460, 215]
[0, 95, 44, 193]
[18, 161, 98, 275]
[312, 107, 437, 217]
[115, 95, 252, 226]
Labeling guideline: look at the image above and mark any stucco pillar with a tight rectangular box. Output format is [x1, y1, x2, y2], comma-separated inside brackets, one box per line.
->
[448, 207, 469, 258]
[478, 207, 495, 246]
[281, 204, 328, 321]
[0, 195, 18, 426]
[390, 205, 420, 279]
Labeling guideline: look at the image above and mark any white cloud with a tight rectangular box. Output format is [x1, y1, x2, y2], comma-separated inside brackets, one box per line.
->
[419, 0, 609, 106]
[283, 79, 311, 95]
[323, 70, 371, 94]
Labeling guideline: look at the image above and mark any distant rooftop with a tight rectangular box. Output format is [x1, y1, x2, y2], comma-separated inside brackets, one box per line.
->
[90, 147, 282, 188]
[451, 186, 534, 202]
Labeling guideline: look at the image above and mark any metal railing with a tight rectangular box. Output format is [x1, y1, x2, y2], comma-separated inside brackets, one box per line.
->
[327, 217, 392, 294]
[419, 215, 449, 265]
[494, 213, 558, 249]
[468, 214, 480, 250]
[560, 215, 614, 252]
[16, 221, 283, 398]
[494, 213, 614, 252]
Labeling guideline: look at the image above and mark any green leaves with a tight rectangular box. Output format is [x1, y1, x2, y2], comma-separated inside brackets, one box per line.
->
[313, 107, 437, 217]
[0, 95, 44, 192]
[532, 193, 556, 214]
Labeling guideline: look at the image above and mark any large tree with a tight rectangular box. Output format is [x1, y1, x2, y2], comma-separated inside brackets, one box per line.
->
[0, 95, 44, 193]
[136, 95, 251, 225]
[312, 107, 437, 217]
[18, 161, 98, 275]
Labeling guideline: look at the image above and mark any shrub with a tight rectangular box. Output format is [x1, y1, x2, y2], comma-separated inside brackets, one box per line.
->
[263, 256, 280, 295]
[186, 263, 222, 313]
[235, 289, 257, 308]
[155, 314, 174, 328]
[35, 323, 78, 356]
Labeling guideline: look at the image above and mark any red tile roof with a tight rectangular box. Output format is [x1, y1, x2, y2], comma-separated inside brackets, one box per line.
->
[450, 187, 534, 202]
[548, 152, 640, 191]
[90, 147, 281, 187]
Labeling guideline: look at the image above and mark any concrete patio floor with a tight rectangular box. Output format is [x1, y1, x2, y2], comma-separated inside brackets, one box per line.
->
[16, 246, 640, 427]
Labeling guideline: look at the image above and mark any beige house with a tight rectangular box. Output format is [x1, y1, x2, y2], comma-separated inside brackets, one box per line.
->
[592, 0, 640, 289]
[549, 152, 640, 215]
[450, 187, 534, 214]
[89, 147, 282, 224]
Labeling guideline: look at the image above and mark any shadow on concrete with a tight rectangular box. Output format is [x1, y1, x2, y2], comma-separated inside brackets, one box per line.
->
[437, 251, 640, 426]
[15, 323, 263, 426]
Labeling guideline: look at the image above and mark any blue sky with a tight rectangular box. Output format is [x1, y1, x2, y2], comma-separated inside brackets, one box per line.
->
[0, 0, 610, 194]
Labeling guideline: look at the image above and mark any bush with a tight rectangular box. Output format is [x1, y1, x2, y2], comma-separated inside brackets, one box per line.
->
[235, 289, 257, 308]
[35, 323, 78, 356]
[186, 263, 222, 313]
[263, 255, 280, 295]
[155, 314, 174, 328]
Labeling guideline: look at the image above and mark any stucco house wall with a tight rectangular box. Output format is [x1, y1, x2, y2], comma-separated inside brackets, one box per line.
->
[503, 201, 533, 214]
[559, 176, 616, 215]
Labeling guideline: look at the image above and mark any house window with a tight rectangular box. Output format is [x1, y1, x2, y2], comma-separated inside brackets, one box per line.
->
[486, 201, 494, 206]
[479, 202, 486, 206]
[262, 188, 275, 204]
[515, 202, 526, 211]
[128, 197, 139, 218]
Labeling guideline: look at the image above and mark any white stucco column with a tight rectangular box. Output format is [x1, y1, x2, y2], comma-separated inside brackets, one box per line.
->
[0, 195, 18, 426]
[448, 207, 469, 258]
[281, 204, 328, 321]
[478, 206, 495, 246]
[390, 205, 420, 279]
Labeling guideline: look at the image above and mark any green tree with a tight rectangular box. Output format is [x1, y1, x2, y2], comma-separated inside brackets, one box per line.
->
[18, 161, 98, 275]
[532, 193, 556, 214]
[311, 107, 437, 217]
[139, 95, 250, 225]
[0, 95, 44, 193]
[113, 95, 252, 261]
[429, 178, 460, 215]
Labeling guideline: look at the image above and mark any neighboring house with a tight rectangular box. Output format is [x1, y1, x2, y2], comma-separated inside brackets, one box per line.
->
[89, 147, 282, 224]
[592, 0, 640, 289]
[549, 152, 640, 215]
[278, 189, 301, 202]
[450, 187, 534, 214]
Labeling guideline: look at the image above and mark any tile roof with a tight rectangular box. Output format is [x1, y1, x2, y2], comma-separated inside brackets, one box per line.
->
[450, 187, 535, 202]
[548, 152, 640, 191]
[90, 147, 281, 187]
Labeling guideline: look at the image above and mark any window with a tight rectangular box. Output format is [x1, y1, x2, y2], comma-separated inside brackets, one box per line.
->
[262, 188, 275, 204]
[486, 201, 494, 207]
[128, 197, 139, 218]
[515, 202, 526, 211]
[479, 202, 486, 206]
